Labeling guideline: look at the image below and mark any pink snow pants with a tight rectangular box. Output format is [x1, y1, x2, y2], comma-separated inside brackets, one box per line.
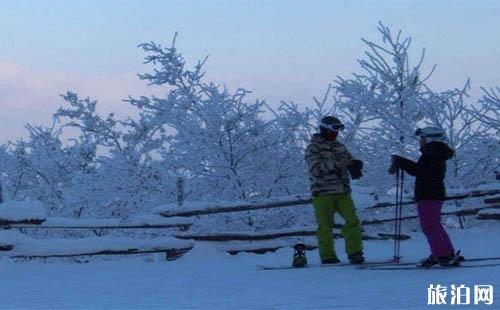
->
[417, 200, 455, 257]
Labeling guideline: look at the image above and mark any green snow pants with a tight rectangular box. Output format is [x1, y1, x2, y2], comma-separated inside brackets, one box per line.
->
[313, 193, 363, 261]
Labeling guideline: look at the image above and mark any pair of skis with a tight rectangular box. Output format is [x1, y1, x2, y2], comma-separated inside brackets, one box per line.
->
[257, 256, 500, 271]
[358, 256, 500, 270]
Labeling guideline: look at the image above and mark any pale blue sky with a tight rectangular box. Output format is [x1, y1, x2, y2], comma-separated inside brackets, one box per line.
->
[1, 0, 499, 142]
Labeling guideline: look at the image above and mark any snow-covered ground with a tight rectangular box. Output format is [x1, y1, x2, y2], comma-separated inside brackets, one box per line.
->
[1, 226, 498, 309]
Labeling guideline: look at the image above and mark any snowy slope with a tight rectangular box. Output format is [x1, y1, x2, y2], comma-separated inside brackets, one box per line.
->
[0, 226, 498, 309]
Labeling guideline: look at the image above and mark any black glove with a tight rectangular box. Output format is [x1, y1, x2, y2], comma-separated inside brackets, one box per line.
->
[388, 155, 402, 175]
[348, 159, 363, 180]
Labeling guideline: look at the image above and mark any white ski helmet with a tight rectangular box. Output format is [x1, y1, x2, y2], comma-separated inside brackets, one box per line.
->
[415, 126, 447, 143]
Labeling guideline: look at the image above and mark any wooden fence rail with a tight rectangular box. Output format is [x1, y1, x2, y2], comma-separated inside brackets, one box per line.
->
[158, 189, 500, 218]
[172, 205, 499, 242]
[369, 189, 500, 209]
[158, 195, 312, 218]
[3, 223, 192, 230]
[174, 231, 405, 242]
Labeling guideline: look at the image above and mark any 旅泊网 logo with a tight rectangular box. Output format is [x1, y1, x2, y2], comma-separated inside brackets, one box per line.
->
[427, 284, 494, 305]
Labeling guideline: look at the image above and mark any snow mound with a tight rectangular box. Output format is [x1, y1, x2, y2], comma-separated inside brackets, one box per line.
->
[0, 200, 47, 222]
[447, 182, 500, 195]
[43, 217, 120, 227]
[0, 229, 30, 246]
[473, 182, 500, 191]
[177, 243, 230, 264]
[131, 214, 194, 226]
[0, 233, 193, 257]
[154, 201, 212, 214]
[478, 208, 500, 215]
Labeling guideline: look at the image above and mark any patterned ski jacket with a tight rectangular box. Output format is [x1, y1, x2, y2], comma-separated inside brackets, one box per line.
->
[305, 134, 354, 197]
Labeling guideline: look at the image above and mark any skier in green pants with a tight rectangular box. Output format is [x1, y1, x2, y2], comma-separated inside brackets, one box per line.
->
[304, 116, 365, 265]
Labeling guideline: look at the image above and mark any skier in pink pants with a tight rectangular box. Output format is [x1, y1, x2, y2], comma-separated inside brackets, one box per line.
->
[390, 126, 460, 267]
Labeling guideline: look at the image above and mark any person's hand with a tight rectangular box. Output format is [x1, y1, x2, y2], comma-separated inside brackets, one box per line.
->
[388, 164, 398, 175]
[391, 154, 402, 164]
[388, 155, 401, 175]
[348, 159, 363, 179]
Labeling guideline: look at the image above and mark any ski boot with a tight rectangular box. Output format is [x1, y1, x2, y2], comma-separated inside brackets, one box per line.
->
[292, 243, 308, 268]
[321, 257, 341, 265]
[348, 251, 365, 265]
[438, 251, 463, 267]
[419, 255, 439, 267]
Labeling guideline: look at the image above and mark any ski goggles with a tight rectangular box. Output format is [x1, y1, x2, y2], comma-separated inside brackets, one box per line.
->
[414, 128, 424, 136]
[319, 122, 345, 132]
[414, 128, 444, 138]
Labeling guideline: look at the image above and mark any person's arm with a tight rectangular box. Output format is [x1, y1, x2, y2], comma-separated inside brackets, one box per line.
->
[306, 143, 354, 177]
[394, 156, 418, 176]
[397, 155, 445, 179]
[335, 145, 353, 172]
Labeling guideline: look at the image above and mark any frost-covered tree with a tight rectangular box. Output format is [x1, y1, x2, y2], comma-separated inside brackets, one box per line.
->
[474, 86, 500, 134]
[0, 124, 94, 214]
[54, 92, 176, 219]
[0, 143, 13, 202]
[421, 81, 498, 187]
[335, 22, 434, 157]
[1, 144, 28, 203]
[126, 35, 309, 201]
[263, 101, 311, 197]
[472, 86, 500, 181]
[322, 22, 497, 191]
[326, 22, 438, 193]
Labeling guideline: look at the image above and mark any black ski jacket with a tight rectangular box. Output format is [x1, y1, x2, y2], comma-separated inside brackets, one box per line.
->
[396, 142, 454, 201]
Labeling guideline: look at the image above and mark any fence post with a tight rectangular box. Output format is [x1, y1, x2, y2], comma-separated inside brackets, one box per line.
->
[0, 177, 3, 204]
[177, 176, 184, 208]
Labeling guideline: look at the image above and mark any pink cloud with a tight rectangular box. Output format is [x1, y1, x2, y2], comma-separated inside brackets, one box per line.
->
[0, 60, 156, 142]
